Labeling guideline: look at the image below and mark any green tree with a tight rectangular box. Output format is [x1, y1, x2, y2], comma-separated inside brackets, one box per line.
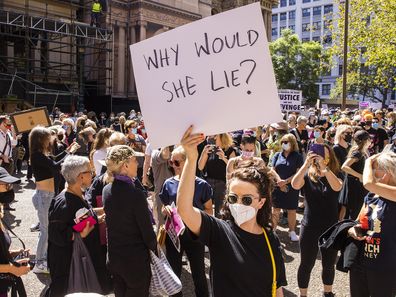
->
[270, 29, 329, 103]
[329, 0, 396, 105]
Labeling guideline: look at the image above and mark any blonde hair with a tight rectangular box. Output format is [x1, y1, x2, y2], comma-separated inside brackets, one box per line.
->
[308, 144, 340, 182]
[335, 118, 352, 127]
[218, 133, 233, 150]
[124, 120, 137, 132]
[171, 146, 186, 160]
[376, 152, 396, 180]
[104, 145, 136, 183]
[109, 132, 128, 146]
[334, 124, 352, 145]
[280, 134, 299, 152]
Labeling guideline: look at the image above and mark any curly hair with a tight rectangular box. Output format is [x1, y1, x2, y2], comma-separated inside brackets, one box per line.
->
[220, 160, 275, 229]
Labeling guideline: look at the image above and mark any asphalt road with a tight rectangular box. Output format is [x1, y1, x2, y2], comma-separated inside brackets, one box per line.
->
[5, 170, 350, 297]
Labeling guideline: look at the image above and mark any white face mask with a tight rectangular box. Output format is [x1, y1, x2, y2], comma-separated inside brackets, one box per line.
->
[229, 203, 257, 226]
[241, 150, 255, 158]
[282, 143, 290, 151]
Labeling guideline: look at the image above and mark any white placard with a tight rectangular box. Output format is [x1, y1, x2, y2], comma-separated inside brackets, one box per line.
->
[370, 102, 382, 110]
[130, 3, 282, 149]
[278, 89, 302, 112]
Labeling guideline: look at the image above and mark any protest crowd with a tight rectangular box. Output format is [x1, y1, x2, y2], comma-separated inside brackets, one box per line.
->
[0, 105, 395, 297]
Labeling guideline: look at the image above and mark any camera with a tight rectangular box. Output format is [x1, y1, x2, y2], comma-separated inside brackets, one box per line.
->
[13, 251, 35, 270]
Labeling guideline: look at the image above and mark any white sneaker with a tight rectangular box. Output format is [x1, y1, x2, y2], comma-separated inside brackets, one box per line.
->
[289, 231, 299, 242]
[32, 263, 49, 274]
[204, 246, 209, 253]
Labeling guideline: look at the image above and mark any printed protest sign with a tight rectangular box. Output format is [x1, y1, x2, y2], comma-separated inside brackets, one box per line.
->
[130, 3, 282, 148]
[359, 101, 370, 110]
[278, 90, 302, 112]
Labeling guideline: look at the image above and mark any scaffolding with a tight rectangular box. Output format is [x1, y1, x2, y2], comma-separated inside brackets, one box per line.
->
[0, 0, 113, 112]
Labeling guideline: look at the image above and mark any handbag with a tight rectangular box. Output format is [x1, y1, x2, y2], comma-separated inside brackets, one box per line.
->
[67, 233, 102, 294]
[149, 248, 182, 296]
[157, 225, 166, 247]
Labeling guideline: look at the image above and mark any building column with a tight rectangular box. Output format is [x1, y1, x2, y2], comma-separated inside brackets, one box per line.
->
[138, 21, 147, 41]
[117, 25, 126, 94]
[128, 24, 137, 95]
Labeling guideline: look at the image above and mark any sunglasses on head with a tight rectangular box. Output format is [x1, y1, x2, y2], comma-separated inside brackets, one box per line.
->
[226, 194, 259, 206]
[169, 160, 182, 167]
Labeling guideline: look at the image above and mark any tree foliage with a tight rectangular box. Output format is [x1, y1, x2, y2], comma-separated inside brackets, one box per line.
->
[270, 29, 329, 103]
[329, 0, 396, 104]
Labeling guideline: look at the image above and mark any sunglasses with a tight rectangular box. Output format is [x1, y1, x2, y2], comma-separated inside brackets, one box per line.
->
[281, 141, 289, 144]
[226, 194, 259, 206]
[169, 160, 182, 167]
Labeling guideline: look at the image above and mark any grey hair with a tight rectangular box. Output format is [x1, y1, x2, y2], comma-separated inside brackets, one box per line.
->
[297, 116, 307, 124]
[61, 155, 91, 184]
[376, 152, 396, 180]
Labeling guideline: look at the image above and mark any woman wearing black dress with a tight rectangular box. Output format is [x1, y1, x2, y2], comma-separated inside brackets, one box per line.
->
[103, 145, 156, 297]
[341, 130, 371, 219]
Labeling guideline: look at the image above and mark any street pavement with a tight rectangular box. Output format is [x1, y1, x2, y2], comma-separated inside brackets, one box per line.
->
[5, 170, 350, 297]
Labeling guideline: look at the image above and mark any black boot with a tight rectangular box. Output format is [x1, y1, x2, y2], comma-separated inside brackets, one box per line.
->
[324, 292, 335, 297]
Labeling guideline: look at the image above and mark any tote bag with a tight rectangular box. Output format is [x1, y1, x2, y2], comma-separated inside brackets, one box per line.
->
[149, 248, 182, 296]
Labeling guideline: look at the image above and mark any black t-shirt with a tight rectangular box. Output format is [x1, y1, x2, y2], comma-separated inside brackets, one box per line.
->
[333, 144, 349, 166]
[350, 150, 366, 174]
[291, 128, 309, 153]
[358, 193, 396, 272]
[375, 127, 388, 152]
[302, 173, 342, 227]
[365, 127, 378, 155]
[198, 212, 287, 297]
[205, 147, 236, 181]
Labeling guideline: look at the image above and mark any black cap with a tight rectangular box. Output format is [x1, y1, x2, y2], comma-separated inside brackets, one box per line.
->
[354, 130, 370, 142]
[0, 168, 20, 184]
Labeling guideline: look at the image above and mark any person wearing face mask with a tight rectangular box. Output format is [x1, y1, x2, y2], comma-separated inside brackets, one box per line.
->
[346, 152, 396, 297]
[160, 146, 212, 297]
[177, 126, 287, 297]
[103, 145, 156, 296]
[291, 116, 309, 156]
[124, 120, 146, 180]
[332, 125, 353, 166]
[48, 156, 108, 296]
[267, 121, 289, 164]
[340, 130, 371, 220]
[361, 114, 379, 155]
[324, 127, 336, 147]
[271, 134, 303, 241]
[372, 118, 389, 152]
[62, 118, 76, 147]
[309, 125, 325, 146]
[226, 134, 265, 181]
[30, 126, 80, 274]
[291, 144, 343, 297]
[0, 115, 18, 176]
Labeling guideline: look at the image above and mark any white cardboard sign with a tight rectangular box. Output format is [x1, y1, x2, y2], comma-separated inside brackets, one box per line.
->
[278, 89, 302, 112]
[130, 3, 282, 148]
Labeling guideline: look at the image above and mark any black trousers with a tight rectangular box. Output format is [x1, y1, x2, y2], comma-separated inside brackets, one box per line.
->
[113, 272, 150, 297]
[298, 224, 338, 288]
[350, 265, 396, 297]
[165, 232, 209, 297]
[206, 178, 226, 218]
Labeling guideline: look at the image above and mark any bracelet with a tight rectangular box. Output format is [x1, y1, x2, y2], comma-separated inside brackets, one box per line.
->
[321, 167, 329, 173]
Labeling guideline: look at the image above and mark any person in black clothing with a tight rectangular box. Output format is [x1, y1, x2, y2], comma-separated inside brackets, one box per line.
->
[292, 144, 343, 297]
[340, 130, 370, 220]
[160, 146, 212, 297]
[371, 117, 389, 152]
[62, 118, 76, 147]
[48, 155, 109, 296]
[333, 124, 353, 166]
[347, 152, 396, 297]
[198, 133, 236, 217]
[103, 145, 156, 297]
[177, 126, 287, 297]
[291, 116, 309, 156]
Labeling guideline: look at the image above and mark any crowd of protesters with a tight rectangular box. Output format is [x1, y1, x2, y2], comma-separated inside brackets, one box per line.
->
[0, 105, 394, 297]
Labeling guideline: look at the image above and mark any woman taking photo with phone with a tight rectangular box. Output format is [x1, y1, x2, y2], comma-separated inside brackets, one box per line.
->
[291, 144, 343, 297]
[347, 152, 396, 297]
[177, 126, 286, 297]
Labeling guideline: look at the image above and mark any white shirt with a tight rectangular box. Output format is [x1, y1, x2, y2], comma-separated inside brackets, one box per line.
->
[0, 130, 17, 158]
[93, 148, 107, 176]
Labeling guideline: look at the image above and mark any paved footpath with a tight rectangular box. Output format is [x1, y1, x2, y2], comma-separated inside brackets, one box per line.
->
[6, 171, 350, 297]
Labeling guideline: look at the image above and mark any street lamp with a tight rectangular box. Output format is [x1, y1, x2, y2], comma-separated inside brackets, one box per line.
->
[340, 0, 349, 110]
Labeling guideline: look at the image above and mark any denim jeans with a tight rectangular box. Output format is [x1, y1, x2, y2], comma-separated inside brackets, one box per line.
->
[32, 190, 54, 265]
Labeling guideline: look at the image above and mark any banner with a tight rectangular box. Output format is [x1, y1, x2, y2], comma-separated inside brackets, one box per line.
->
[130, 3, 282, 148]
[359, 101, 370, 110]
[10, 107, 51, 134]
[278, 89, 302, 112]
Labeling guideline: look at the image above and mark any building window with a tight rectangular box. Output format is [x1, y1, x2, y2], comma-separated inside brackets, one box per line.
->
[289, 10, 296, 19]
[324, 4, 333, 14]
[272, 28, 278, 36]
[322, 84, 331, 96]
[313, 6, 322, 16]
[280, 0, 287, 7]
[323, 35, 332, 44]
[272, 14, 278, 22]
[302, 8, 311, 17]
[312, 21, 321, 31]
[324, 19, 332, 30]
[280, 26, 287, 34]
[280, 12, 287, 21]
[302, 37, 310, 42]
[391, 89, 396, 100]
[303, 0, 311, 3]
[289, 0, 296, 5]
[302, 23, 310, 32]
[312, 36, 320, 42]
[289, 25, 295, 32]
[339, 64, 343, 76]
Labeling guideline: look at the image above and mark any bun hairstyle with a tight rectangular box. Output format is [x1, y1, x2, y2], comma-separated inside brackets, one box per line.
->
[221, 159, 275, 229]
[104, 145, 136, 183]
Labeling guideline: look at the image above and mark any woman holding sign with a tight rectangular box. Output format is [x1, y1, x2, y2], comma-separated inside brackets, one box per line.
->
[177, 126, 286, 297]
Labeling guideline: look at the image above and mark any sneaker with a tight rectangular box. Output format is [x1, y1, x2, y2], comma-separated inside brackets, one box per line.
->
[289, 231, 299, 242]
[204, 246, 209, 253]
[32, 263, 49, 274]
[30, 223, 40, 232]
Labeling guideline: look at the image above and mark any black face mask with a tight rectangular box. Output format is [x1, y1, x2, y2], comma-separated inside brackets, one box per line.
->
[58, 135, 64, 141]
[344, 134, 353, 143]
[0, 190, 15, 204]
